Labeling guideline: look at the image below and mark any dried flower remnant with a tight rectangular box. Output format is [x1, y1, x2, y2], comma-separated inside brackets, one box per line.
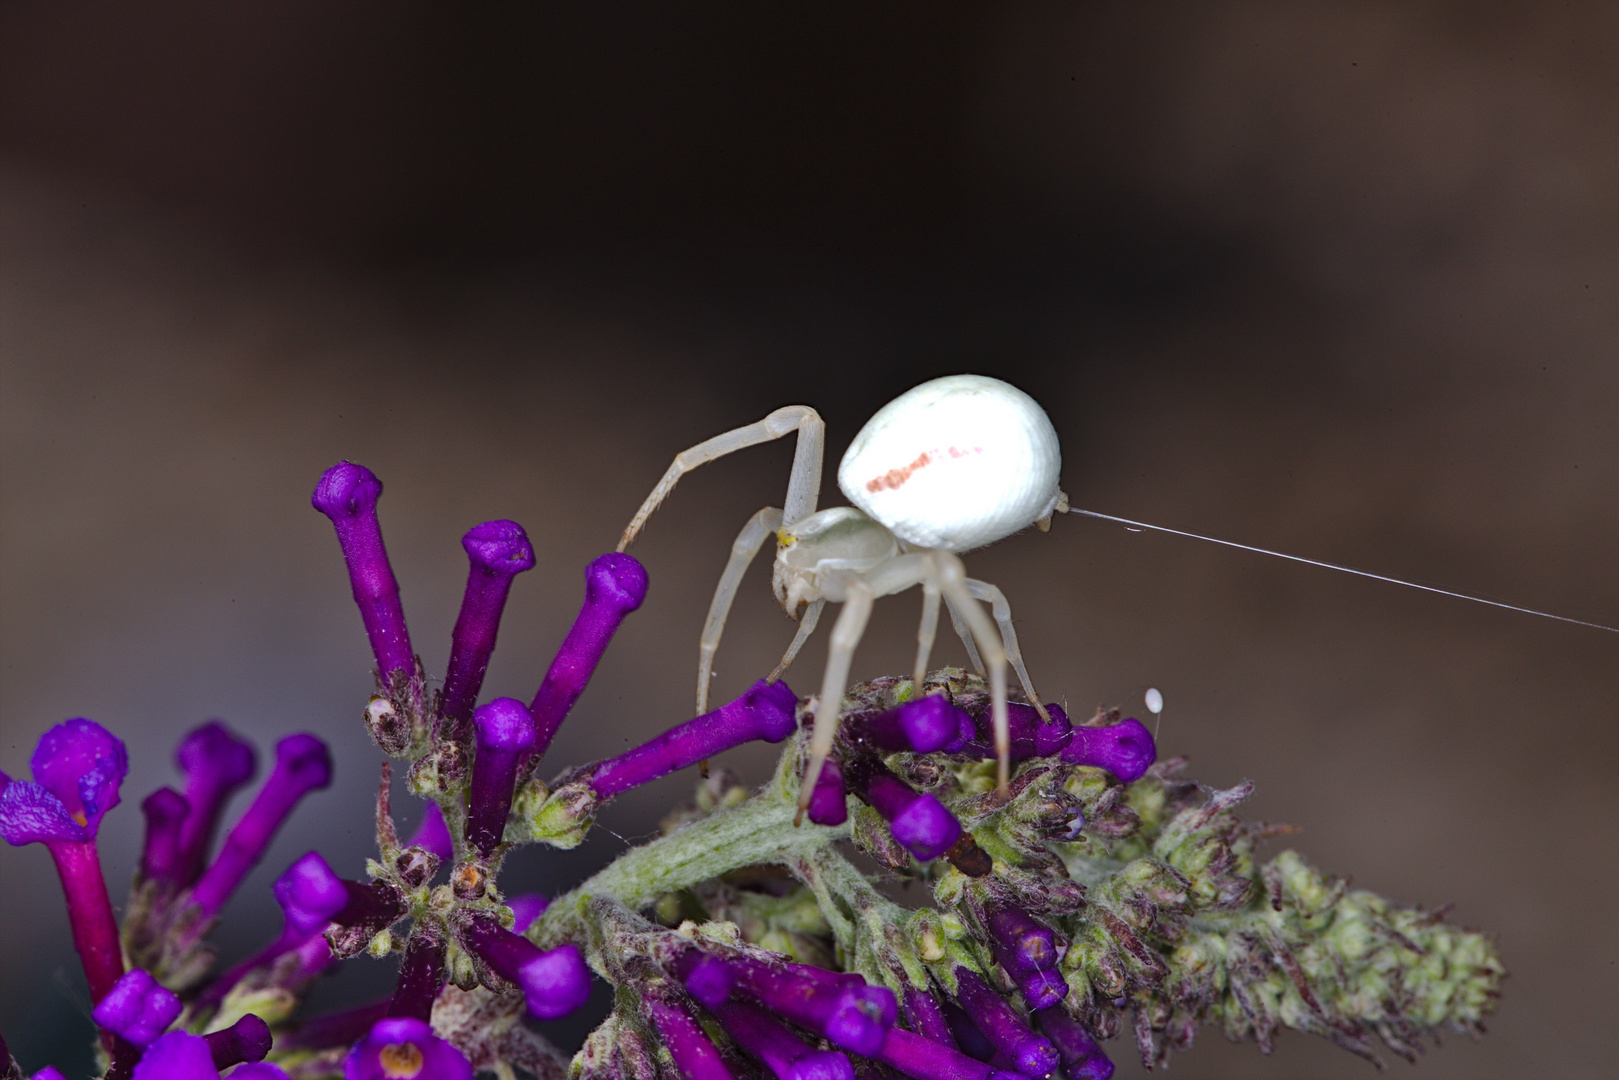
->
[3, 461, 1503, 1078]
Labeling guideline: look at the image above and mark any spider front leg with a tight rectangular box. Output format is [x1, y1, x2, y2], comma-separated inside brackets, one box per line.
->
[617, 405, 825, 551]
[697, 507, 784, 715]
[928, 552, 1013, 791]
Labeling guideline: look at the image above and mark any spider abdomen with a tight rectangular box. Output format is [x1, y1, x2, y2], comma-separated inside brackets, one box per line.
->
[837, 374, 1062, 551]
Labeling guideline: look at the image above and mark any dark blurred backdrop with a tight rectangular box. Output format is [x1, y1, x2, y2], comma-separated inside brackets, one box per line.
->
[2, 4, 1615, 1077]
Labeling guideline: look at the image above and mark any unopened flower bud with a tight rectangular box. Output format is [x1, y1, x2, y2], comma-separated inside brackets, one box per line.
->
[438, 520, 537, 743]
[204, 1013, 273, 1072]
[364, 696, 409, 757]
[90, 969, 181, 1048]
[1060, 717, 1155, 782]
[466, 697, 539, 855]
[311, 462, 415, 683]
[138, 787, 190, 885]
[459, 915, 591, 1020]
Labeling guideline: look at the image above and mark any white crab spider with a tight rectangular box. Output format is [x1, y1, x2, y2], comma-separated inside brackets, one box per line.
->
[616, 373, 1065, 816]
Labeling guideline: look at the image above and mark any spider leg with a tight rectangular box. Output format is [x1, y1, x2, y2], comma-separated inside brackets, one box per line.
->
[912, 584, 940, 694]
[944, 593, 987, 675]
[768, 598, 825, 684]
[798, 579, 876, 822]
[930, 553, 1012, 792]
[965, 578, 1050, 723]
[618, 406, 824, 551]
[698, 507, 784, 715]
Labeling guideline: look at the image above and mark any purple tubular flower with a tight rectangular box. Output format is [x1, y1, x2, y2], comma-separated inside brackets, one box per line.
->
[173, 721, 257, 887]
[940, 1000, 996, 1062]
[0, 719, 128, 1002]
[204, 1013, 272, 1071]
[386, 928, 447, 1022]
[588, 679, 798, 800]
[139, 787, 190, 884]
[963, 703, 1072, 762]
[709, 998, 855, 1080]
[129, 1031, 220, 1080]
[1060, 718, 1156, 782]
[805, 757, 848, 827]
[858, 697, 971, 754]
[90, 969, 181, 1048]
[528, 553, 650, 760]
[33, 1069, 71, 1080]
[459, 915, 592, 1020]
[506, 893, 549, 933]
[861, 771, 961, 863]
[986, 909, 1064, 973]
[879, 1028, 1024, 1080]
[200, 851, 348, 1007]
[646, 995, 736, 1080]
[406, 800, 454, 862]
[949, 969, 1057, 1078]
[229, 1066, 292, 1080]
[311, 462, 415, 682]
[343, 1017, 472, 1080]
[438, 520, 537, 741]
[1013, 967, 1067, 1011]
[465, 698, 539, 855]
[1034, 1008, 1114, 1080]
[901, 988, 956, 1048]
[710, 955, 896, 1057]
[189, 733, 333, 922]
[675, 951, 735, 1008]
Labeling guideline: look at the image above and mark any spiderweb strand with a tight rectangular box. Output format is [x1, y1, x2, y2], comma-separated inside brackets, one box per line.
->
[1064, 507, 1618, 634]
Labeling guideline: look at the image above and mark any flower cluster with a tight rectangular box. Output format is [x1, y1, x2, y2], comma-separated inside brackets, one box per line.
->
[3, 463, 1503, 1079]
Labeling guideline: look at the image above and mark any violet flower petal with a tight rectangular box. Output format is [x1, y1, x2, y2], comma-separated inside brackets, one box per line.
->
[859, 697, 970, 754]
[646, 996, 736, 1080]
[28, 719, 128, 838]
[311, 462, 415, 681]
[962, 704, 1072, 762]
[405, 799, 454, 862]
[986, 909, 1063, 973]
[805, 758, 848, 827]
[1059, 718, 1155, 782]
[709, 998, 855, 1080]
[275, 851, 350, 935]
[1013, 967, 1067, 1011]
[864, 774, 960, 862]
[139, 787, 190, 884]
[386, 927, 447, 1022]
[466, 697, 539, 855]
[173, 721, 257, 886]
[32, 1069, 71, 1080]
[90, 969, 181, 1048]
[950, 969, 1057, 1077]
[901, 988, 956, 1048]
[1034, 1008, 1114, 1080]
[190, 733, 332, 921]
[879, 1028, 1023, 1080]
[506, 893, 549, 933]
[343, 1017, 472, 1080]
[709, 954, 895, 1057]
[528, 553, 650, 759]
[676, 951, 735, 1008]
[438, 520, 537, 739]
[0, 780, 87, 845]
[129, 1031, 220, 1080]
[588, 679, 798, 800]
[459, 916, 591, 1020]
[230, 1066, 293, 1080]
[204, 1013, 272, 1071]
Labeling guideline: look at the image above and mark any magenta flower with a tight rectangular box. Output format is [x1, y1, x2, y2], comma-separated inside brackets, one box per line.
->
[386, 925, 447, 1023]
[344, 1017, 472, 1080]
[708, 997, 855, 1080]
[528, 553, 650, 760]
[465, 697, 540, 855]
[138, 787, 190, 885]
[90, 969, 181, 1048]
[843, 758, 961, 863]
[128, 1031, 219, 1080]
[588, 679, 798, 799]
[438, 520, 537, 741]
[961, 702, 1073, 762]
[0, 718, 128, 1002]
[645, 995, 736, 1080]
[1034, 1008, 1114, 1080]
[679, 952, 896, 1058]
[805, 756, 848, 827]
[949, 968, 1057, 1077]
[198, 850, 348, 1007]
[204, 1013, 274, 1072]
[172, 721, 258, 887]
[855, 696, 972, 754]
[879, 1027, 1024, 1080]
[901, 987, 956, 1048]
[458, 915, 592, 1020]
[312, 462, 416, 684]
[986, 908, 1064, 974]
[1060, 716, 1155, 781]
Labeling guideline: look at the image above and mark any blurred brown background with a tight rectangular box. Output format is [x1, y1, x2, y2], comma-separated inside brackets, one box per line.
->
[1, 3, 1614, 1077]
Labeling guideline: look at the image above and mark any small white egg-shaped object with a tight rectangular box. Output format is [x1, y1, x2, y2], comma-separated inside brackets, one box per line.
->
[838, 374, 1062, 551]
[1145, 688, 1164, 715]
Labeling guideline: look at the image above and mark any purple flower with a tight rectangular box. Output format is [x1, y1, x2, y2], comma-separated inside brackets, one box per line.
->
[901, 988, 956, 1048]
[1034, 1008, 1114, 1080]
[189, 733, 332, 923]
[32, 1069, 71, 1080]
[139, 787, 190, 885]
[856, 696, 972, 754]
[506, 893, 549, 933]
[1011, 967, 1067, 1011]
[962, 703, 1073, 763]
[853, 764, 962, 863]
[805, 757, 848, 827]
[0, 719, 128, 1002]
[1059, 717, 1155, 782]
[405, 800, 454, 862]
[646, 995, 736, 1080]
[312, 462, 415, 683]
[878, 1028, 1024, 1080]
[386, 924, 447, 1023]
[950, 969, 1057, 1077]
[204, 1013, 273, 1072]
[90, 969, 181, 1048]
[986, 909, 1064, 974]
[199, 851, 348, 1007]
[684, 954, 895, 1057]
[588, 680, 799, 800]
[528, 553, 650, 761]
[344, 1017, 472, 1080]
[438, 520, 537, 741]
[228, 1066, 292, 1080]
[458, 915, 592, 1020]
[172, 721, 258, 887]
[708, 998, 855, 1080]
[465, 697, 539, 856]
[129, 1031, 221, 1080]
